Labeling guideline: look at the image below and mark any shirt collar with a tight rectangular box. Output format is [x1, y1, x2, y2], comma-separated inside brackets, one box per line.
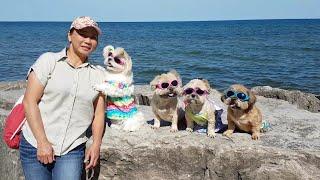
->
[57, 48, 96, 69]
[56, 48, 68, 62]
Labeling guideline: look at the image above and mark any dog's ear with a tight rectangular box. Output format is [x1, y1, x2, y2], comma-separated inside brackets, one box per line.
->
[201, 79, 211, 93]
[248, 89, 257, 109]
[119, 48, 132, 75]
[125, 55, 132, 75]
[103, 45, 114, 59]
[169, 69, 182, 86]
[221, 94, 226, 103]
[150, 75, 160, 91]
[117, 47, 126, 56]
[182, 84, 188, 92]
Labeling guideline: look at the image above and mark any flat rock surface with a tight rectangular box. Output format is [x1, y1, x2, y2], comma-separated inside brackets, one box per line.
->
[98, 85, 320, 179]
[1, 82, 320, 180]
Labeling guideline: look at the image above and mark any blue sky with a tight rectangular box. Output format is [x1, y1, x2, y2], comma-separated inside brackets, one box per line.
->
[1, 0, 319, 22]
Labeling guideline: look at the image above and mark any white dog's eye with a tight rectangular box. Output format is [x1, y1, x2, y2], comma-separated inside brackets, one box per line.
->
[114, 57, 125, 65]
[108, 52, 112, 56]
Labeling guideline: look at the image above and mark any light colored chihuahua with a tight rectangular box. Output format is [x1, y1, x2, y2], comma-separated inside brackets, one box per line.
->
[183, 79, 219, 138]
[94, 45, 144, 131]
[150, 70, 184, 132]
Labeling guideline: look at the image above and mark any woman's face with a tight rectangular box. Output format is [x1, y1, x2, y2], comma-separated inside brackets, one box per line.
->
[68, 27, 98, 59]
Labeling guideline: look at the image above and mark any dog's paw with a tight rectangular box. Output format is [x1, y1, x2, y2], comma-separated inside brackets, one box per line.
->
[151, 125, 160, 130]
[223, 130, 233, 137]
[251, 133, 260, 140]
[207, 131, 216, 138]
[93, 84, 103, 92]
[170, 127, 178, 132]
[186, 128, 193, 132]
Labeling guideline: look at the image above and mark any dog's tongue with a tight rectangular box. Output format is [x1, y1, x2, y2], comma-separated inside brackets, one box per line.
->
[230, 104, 241, 109]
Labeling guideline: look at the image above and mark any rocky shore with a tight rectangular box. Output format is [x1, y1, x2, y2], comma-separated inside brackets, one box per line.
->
[1, 81, 320, 180]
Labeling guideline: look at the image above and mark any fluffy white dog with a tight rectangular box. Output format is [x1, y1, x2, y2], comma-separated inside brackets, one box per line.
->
[94, 45, 144, 131]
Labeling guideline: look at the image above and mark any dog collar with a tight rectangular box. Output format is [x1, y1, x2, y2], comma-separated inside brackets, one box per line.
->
[186, 108, 208, 126]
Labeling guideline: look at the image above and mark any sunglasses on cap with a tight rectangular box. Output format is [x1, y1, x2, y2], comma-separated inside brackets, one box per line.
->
[156, 80, 178, 89]
[184, 88, 208, 96]
[225, 90, 250, 101]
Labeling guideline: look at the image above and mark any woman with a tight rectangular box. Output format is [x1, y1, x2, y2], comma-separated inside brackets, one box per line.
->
[20, 16, 105, 180]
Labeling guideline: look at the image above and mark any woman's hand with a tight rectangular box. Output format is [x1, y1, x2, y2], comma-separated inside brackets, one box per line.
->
[84, 142, 101, 170]
[84, 93, 105, 170]
[37, 140, 55, 164]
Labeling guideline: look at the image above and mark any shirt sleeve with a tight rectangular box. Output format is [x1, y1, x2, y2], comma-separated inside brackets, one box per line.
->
[27, 52, 55, 87]
[94, 67, 106, 84]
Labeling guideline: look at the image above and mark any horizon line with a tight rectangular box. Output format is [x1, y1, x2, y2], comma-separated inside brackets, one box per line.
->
[0, 18, 319, 23]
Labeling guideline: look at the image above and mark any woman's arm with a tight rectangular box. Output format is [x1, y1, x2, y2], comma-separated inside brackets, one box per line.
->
[85, 93, 105, 170]
[23, 71, 55, 164]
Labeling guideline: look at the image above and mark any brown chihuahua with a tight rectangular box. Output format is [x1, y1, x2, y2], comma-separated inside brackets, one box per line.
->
[221, 84, 262, 140]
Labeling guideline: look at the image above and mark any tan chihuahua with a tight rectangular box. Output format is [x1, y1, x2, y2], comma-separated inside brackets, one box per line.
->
[150, 70, 183, 132]
[221, 84, 262, 140]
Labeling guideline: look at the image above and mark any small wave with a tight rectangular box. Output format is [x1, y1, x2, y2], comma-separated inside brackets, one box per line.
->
[186, 50, 203, 56]
[190, 65, 227, 74]
[301, 47, 320, 52]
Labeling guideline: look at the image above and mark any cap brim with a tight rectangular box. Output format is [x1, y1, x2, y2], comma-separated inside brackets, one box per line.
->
[92, 26, 102, 35]
[70, 26, 102, 35]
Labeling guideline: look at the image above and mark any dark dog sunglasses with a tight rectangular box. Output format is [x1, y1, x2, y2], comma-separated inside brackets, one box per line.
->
[156, 80, 178, 89]
[184, 88, 208, 96]
[108, 52, 125, 65]
[225, 90, 250, 101]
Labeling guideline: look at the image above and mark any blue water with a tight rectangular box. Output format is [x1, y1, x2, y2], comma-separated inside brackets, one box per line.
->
[1, 19, 319, 94]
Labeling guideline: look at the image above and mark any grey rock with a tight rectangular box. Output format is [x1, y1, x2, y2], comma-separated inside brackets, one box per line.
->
[0, 82, 28, 180]
[91, 86, 320, 180]
[0, 114, 24, 180]
[252, 86, 320, 113]
[1, 82, 320, 180]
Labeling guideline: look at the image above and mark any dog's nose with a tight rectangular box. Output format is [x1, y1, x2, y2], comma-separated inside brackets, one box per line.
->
[191, 94, 196, 98]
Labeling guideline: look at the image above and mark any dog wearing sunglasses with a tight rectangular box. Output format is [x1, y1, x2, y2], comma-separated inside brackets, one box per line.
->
[183, 79, 218, 138]
[93, 45, 144, 131]
[150, 70, 183, 132]
[221, 84, 262, 140]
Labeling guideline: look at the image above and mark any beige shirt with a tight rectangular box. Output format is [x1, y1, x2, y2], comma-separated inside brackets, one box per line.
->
[22, 48, 104, 156]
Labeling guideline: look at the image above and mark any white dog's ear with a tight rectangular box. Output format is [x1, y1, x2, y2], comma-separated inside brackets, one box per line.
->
[117, 47, 126, 56]
[202, 79, 211, 93]
[182, 84, 188, 92]
[103, 45, 114, 59]
[150, 75, 161, 91]
[168, 69, 179, 77]
[121, 48, 133, 76]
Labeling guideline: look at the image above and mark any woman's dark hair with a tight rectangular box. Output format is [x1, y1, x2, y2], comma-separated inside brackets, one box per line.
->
[69, 27, 75, 34]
